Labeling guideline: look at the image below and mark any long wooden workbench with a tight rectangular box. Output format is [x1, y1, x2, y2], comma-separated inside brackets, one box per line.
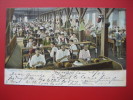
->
[24, 57, 122, 70]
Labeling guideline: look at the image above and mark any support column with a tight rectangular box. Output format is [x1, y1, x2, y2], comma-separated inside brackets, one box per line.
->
[79, 8, 85, 42]
[53, 11, 56, 31]
[65, 8, 71, 34]
[42, 14, 44, 21]
[100, 8, 110, 57]
[45, 14, 46, 21]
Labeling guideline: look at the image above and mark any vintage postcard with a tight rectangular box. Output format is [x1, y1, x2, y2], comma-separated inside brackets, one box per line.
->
[5, 8, 126, 86]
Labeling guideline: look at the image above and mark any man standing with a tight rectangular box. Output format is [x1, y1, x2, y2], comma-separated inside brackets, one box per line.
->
[115, 31, 123, 59]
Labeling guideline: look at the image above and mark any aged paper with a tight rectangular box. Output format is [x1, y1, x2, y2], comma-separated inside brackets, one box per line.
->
[5, 69, 126, 86]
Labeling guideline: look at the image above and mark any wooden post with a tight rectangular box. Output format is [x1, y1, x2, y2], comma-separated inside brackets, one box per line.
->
[47, 13, 49, 21]
[65, 8, 71, 34]
[100, 8, 114, 57]
[46, 14, 48, 22]
[79, 8, 84, 42]
[42, 14, 44, 21]
[6, 8, 14, 57]
[53, 11, 56, 31]
[58, 10, 63, 29]
[45, 14, 46, 21]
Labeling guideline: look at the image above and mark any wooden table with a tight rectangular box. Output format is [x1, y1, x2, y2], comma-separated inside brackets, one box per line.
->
[57, 57, 122, 70]
[23, 57, 122, 70]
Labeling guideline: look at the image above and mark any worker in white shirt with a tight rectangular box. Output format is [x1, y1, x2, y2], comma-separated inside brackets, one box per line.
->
[69, 33, 74, 40]
[34, 25, 38, 34]
[18, 28, 22, 36]
[69, 40, 78, 59]
[60, 28, 67, 36]
[79, 45, 91, 61]
[56, 44, 70, 62]
[37, 29, 41, 36]
[58, 34, 68, 44]
[46, 42, 58, 65]
[26, 38, 33, 48]
[49, 29, 54, 36]
[40, 30, 46, 40]
[29, 48, 46, 68]
[71, 33, 79, 43]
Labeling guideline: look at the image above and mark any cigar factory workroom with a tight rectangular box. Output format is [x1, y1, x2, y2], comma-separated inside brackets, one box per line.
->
[5, 8, 126, 70]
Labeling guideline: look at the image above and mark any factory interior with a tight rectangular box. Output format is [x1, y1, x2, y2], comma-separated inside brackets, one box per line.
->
[5, 8, 126, 70]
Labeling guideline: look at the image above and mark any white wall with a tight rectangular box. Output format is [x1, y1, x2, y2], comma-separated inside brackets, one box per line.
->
[118, 11, 126, 29]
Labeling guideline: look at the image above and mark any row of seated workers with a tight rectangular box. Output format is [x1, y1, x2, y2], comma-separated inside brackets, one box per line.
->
[12, 21, 126, 68]
[17, 22, 93, 68]
[13, 21, 126, 50]
[23, 43, 91, 68]
[11, 21, 97, 68]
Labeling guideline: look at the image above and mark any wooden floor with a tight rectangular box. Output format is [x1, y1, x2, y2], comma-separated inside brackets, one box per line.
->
[5, 37, 126, 69]
[5, 38, 23, 69]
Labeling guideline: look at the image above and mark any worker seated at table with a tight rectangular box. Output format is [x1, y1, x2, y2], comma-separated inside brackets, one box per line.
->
[49, 29, 54, 36]
[26, 37, 34, 48]
[60, 28, 67, 37]
[17, 27, 22, 37]
[39, 30, 46, 40]
[56, 44, 70, 62]
[37, 29, 41, 36]
[28, 33, 34, 39]
[42, 36, 51, 45]
[79, 45, 91, 61]
[49, 29, 55, 42]
[46, 42, 58, 65]
[69, 40, 78, 59]
[70, 33, 79, 43]
[58, 34, 68, 44]
[29, 48, 46, 68]
[69, 33, 73, 40]
[28, 41, 38, 55]
[33, 25, 38, 34]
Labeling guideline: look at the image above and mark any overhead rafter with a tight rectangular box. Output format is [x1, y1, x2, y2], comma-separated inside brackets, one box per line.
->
[106, 8, 115, 18]
[81, 8, 88, 19]
[65, 8, 73, 19]
[97, 8, 102, 14]
[75, 8, 79, 14]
